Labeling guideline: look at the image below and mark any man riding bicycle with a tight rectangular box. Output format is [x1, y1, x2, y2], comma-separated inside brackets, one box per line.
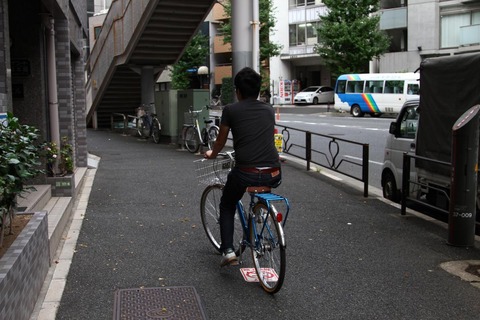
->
[204, 67, 281, 266]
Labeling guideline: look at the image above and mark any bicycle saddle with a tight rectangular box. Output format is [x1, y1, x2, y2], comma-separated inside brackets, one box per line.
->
[246, 186, 271, 193]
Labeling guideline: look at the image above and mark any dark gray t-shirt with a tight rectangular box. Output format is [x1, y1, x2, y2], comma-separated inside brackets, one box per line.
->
[221, 98, 280, 168]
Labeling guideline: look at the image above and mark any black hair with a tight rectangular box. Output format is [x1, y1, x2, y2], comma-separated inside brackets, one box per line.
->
[234, 67, 261, 99]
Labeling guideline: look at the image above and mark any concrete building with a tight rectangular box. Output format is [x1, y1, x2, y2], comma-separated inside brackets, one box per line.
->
[87, 0, 111, 54]
[0, 1, 88, 319]
[0, 0, 89, 170]
[378, 0, 480, 72]
[208, 1, 232, 98]
[268, 0, 480, 104]
[269, 0, 332, 104]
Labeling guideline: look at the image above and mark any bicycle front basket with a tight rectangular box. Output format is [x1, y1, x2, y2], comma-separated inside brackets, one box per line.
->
[194, 158, 233, 185]
[184, 112, 194, 126]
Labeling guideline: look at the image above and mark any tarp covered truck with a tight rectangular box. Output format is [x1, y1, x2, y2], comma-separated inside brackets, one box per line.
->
[382, 53, 480, 213]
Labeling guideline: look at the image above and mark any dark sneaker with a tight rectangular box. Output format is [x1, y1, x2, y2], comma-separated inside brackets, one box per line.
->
[220, 248, 239, 267]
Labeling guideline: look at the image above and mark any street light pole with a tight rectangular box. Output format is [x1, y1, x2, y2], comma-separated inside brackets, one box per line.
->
[197, 66, 209, 89]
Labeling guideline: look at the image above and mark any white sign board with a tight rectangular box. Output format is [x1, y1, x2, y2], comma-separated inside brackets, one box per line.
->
[240, 268, 279, 283]
[0, 113, 7, 127]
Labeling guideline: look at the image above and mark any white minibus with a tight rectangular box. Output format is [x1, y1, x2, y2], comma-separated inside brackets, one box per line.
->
[334, 73, 419, 117]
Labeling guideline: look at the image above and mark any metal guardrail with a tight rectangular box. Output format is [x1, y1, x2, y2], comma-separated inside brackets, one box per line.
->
[110, 113, 139, 136]
[276, 124, 369, 197]
[401, 153, 451, 215]
[111, 113, 128, 135]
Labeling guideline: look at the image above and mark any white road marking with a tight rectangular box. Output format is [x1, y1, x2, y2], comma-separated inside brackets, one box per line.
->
[278, 120, 388, 131]
[344, 155, 383, 166]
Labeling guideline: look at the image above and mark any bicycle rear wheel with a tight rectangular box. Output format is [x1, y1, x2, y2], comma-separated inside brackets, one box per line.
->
[152, 118, 161, 144]
[249, 202, 286, 293]
[200, 184, 245, 255]
[184, 126, 200, 153]
[207, 126, 219, 150]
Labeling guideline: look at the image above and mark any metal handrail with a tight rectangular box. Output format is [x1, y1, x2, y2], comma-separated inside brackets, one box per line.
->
[276, 124, 369, 197]
[110, 113, 128, 136]
[401, 152, 451, 215]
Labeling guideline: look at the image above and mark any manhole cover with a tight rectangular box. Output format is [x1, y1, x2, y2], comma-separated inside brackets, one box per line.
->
[113, 286, 207, 320]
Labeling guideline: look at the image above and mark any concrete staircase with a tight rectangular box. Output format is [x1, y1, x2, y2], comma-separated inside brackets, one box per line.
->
[17, 168, 87, 261]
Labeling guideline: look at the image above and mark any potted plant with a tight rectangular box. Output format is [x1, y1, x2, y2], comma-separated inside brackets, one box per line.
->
[43, 141, 58, 176]
[59, 136, 74, 175]
[44, 136, 75, 196]
[43, 136, 74, 177]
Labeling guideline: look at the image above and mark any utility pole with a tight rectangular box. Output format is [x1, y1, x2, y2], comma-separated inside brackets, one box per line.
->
[251, 0, 260, 73]
[231, 0, 253, 79]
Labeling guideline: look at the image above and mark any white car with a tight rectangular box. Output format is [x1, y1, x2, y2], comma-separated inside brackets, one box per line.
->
[293, 86, 334, 105]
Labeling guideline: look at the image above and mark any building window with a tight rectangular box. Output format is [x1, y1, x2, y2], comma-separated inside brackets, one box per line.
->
[289, 0, 318, 7]
[289, 22, 319, 46]
[441, 10, 480, 48]
[94, 26, 102, 40]
[94, 0, 112, 13]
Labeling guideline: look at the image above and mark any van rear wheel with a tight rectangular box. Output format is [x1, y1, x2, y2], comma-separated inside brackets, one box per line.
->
[383, 171, 399, 202]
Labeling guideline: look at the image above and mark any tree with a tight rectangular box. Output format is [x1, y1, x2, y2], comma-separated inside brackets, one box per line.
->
[170, 32, 210, 90]
[315, 0, 390, 77]
[219, 0, 282, 91]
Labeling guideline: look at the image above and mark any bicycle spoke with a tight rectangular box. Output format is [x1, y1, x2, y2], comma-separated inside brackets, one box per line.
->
[250, 202, 285, 293]
[200, 185, 223, 251]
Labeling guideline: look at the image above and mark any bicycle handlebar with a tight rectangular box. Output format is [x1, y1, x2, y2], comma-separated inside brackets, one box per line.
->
[188, 105, 211, 114]
[217, 150, 235, 160]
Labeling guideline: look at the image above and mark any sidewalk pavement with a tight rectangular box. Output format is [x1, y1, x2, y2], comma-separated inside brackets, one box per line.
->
[32, 129, 480, 320]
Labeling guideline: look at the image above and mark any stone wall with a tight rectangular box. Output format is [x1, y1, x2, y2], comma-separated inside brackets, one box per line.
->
[0, 212, 50, 320]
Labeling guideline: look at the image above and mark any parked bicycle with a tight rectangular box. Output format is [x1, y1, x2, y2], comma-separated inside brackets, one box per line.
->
[134, 104, 161, 144]
[195, 151, 290, 293]
[183, 105, 219, 153]
[210, 94, 222, 108]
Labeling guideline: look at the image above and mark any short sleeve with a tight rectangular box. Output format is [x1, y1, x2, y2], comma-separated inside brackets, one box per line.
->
[220, 105, 230, 126]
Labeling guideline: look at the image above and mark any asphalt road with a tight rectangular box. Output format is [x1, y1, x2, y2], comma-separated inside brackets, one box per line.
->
[55, 129, 480, 320]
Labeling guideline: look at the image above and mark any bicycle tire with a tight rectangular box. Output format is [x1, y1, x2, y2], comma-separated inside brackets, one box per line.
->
[200, 184, 245, 255]
[152, 118, 161, 144]
[207, 126, 219, 150]
[136, 117, 150, 138]
[249, 201, 286, 293]
[136, 118, 143, 137]
[184, 126, 200, 153]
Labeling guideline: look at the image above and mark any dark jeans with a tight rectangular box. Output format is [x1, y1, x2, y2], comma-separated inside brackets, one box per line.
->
[219, 167, 282, 252]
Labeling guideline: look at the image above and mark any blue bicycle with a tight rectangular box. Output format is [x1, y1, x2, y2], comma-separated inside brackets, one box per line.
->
[197, 152, 290, 293]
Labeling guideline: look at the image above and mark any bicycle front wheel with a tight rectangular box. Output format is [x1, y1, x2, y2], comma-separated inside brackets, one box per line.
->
[136, 118, 144, 137]
[152, 118, 161, 144]
[137, 118, 151, 138]
[207, 126, 219, 150]
[184, 126, 200, 153]
[249, 202, 286, 294]
[200, 184, 245, 255]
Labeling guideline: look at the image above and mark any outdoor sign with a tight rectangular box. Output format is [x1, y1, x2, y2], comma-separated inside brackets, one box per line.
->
[0, 113, 7, 127]
[240, 268, 279, 282]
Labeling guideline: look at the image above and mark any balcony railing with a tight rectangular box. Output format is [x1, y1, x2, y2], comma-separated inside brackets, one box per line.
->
[214, 64, 232, 84]
[460, 24, 480, 46]
[213, 35, 231, 54]
[379, 7, 407, 30]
